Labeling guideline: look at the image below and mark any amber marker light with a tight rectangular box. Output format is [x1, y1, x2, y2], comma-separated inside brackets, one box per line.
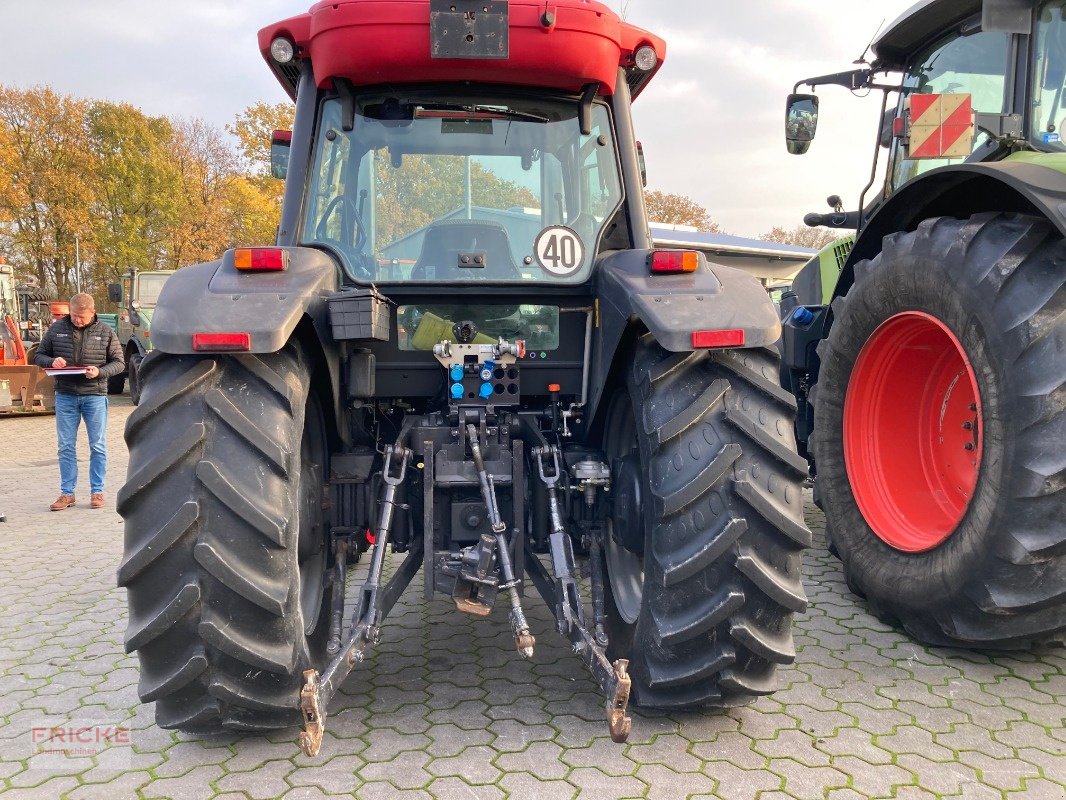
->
[234, 248, 288, 271]
[648, 250, 699, 274]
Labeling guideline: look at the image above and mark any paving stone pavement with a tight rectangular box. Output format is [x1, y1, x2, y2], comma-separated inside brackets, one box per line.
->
[1, 396, 1064, 799]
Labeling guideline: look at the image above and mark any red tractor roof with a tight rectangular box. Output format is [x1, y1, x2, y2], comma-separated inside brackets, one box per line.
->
[258, 0, 666, 101]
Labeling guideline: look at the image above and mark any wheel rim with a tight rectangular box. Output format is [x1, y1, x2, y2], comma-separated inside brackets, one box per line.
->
[298, 393, 328, 634]
[604, 393, 644, 624]
[843, 311, 982, 553]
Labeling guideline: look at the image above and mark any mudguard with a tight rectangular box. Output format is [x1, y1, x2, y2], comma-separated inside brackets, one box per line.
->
[591, 249, 781, 424]
[152, 247, 340, 353]
[840, 160, 1066, 298]
[150, 246, 345, 435]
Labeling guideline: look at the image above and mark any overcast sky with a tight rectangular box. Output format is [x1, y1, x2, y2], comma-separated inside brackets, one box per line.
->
[4, 0, 913, 237]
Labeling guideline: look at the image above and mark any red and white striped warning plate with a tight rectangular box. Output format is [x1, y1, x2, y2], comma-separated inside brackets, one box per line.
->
[907, 93, 974, 159]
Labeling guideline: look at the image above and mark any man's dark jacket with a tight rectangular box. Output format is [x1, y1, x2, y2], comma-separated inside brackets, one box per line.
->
[34, 315, 125, 396]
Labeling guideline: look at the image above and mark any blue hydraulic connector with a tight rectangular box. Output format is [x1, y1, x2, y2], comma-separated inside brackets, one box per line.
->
[449, 364, 465, 382]
[451, 383, 465, 400]
[480, 359, 495, 382]
[790, 306, 815, 326]
[479, 382, 494, 399]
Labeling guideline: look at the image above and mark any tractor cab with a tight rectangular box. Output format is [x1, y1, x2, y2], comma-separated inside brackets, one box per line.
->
[262, 0, 663, 288]
[785, 0, 1066, 225]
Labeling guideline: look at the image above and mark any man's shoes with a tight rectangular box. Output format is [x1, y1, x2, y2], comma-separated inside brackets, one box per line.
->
[50, 494, 76, 511]
[90, 493, 105, 509]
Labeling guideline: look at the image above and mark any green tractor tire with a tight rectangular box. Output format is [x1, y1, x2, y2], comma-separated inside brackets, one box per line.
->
[813, 213, 1066, 648]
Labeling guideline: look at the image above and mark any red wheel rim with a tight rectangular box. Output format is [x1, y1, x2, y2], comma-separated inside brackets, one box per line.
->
[843, 311, 982, 553]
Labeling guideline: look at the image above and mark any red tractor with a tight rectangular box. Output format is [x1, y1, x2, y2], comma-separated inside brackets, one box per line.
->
[119, 0, 809, 754]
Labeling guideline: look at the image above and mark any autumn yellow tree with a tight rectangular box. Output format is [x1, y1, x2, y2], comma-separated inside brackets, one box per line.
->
[228, 101, 295, 176]
[0, 86, 95, 297]
[760, 224, 840, 250]
[227, 102, 295, 243]
[87, 101, 182, 285]
[644, 190, 720, 231]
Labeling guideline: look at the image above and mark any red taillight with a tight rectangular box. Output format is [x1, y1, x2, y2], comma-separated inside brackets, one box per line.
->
[692, 329, 745, 349]
[192, 332, 252, 352]
[893, 116, 907, 137]
[649, 250, 699, 274]
[234, 248, 288, 271]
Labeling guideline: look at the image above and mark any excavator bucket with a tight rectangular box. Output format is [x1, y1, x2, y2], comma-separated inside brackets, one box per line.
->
[0, 364, 54, 415]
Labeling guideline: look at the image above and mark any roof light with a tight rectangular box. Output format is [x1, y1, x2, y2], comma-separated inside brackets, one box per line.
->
[234, 248, 288, 272]
[192, 332, 252, 352]
[270, 37, 295, 64]
[634, 45, 658, 72]
[649, 250, 699, 274]
[692, 329, 746, 349]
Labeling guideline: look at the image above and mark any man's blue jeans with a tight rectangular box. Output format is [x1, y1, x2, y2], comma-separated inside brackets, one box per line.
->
[54, 393, 108, 495]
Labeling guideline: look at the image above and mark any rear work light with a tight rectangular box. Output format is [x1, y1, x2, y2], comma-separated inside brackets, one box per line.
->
[192, 332, 252, 352]
[270, 37, 295, 64]
[234, 248, 288, 272]
[692, 329, 746, 349]
[648, 250, 699, 274]
[634, 44, 659, 72]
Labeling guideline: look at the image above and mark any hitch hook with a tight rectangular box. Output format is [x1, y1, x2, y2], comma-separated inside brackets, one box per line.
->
[607, 659, 633, 743]
[298, 669, 325, 757]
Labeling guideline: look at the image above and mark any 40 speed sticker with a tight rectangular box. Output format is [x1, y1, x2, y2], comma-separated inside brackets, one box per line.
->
[534, 226, 585, 277]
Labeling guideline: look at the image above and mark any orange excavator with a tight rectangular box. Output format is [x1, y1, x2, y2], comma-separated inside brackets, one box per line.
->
[0, 262, 54, 415]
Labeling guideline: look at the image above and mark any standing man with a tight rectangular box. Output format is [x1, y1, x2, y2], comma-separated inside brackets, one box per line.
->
[34, 293, 125, 510]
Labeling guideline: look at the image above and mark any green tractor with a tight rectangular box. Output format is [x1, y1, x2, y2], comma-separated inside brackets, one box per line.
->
[118, 0, 809, 754]
[107, 268, 173, 404]
[781, 0, 1066, 648]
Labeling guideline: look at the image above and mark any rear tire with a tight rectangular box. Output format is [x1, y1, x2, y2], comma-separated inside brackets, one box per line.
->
[602, 334, 810, 707]
[814, 213, 1066, 648]
[118, 344, 331, 732]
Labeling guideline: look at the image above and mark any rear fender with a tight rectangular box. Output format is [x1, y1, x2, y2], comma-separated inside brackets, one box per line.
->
[839, 161, 1066, 300]
[150, 246, 345, 437]
[590, 249, 781, 425]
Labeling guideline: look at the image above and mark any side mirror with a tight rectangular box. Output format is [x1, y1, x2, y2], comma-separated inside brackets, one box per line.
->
[270, 129, 292, 180]
[636, 141, 648, 187]
[107, 283, 122, 304]
[785, 93, 820, 155]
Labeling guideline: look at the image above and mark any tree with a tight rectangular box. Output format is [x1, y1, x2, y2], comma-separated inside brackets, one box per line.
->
[87, 102, 182, 284]
[760, 224, 841, 250]
[643, 190, 720, 231]
[228, 101, 295, 177]
[349, 153, 538, 250]
[227, 102, 293, 241]
[0, 86, 95, 298]
[167, 117, 247, 265]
